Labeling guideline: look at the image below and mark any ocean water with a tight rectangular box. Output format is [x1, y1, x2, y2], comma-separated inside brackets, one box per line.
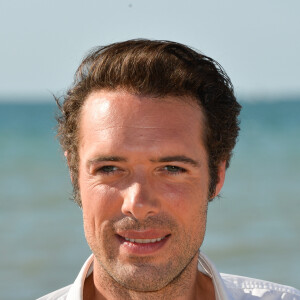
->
[0, 99, 299, 299]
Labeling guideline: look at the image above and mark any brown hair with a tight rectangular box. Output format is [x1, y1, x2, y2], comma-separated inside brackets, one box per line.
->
[56, 39, 241, 206]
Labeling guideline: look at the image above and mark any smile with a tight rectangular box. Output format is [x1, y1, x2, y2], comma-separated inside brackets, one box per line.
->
[117, 234, 170, 255]
[124, 236, 166, 243]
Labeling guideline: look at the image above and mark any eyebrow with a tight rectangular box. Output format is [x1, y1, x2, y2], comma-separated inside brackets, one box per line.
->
[151, 155, 201, 168]
[87, 155, 201, 168]
[88, 156, 127, 167]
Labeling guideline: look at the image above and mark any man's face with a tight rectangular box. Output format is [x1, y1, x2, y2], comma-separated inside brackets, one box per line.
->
[78, 90, 224, 292]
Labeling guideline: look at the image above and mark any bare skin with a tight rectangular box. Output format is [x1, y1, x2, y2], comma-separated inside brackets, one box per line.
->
[77, 90, 225, 300]
[83, 256, 216, 300]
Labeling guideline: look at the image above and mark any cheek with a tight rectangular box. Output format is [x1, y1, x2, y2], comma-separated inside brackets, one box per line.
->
[160, 180, 208, 224]
[82, 184, 122, 248]
[81, 181, 122, 222]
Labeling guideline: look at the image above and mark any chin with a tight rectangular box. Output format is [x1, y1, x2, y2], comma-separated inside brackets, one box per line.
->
[111, 263, 174, 292]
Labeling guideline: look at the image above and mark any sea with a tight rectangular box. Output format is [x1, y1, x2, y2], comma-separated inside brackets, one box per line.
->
[0, 97, 299, 299]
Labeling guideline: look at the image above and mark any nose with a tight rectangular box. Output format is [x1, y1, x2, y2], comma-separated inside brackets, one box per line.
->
[121, 179, 160, 220]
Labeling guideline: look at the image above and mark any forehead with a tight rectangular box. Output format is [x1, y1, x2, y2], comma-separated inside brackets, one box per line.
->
[81, 89, 204, 123]
[79, 90, 206, 154]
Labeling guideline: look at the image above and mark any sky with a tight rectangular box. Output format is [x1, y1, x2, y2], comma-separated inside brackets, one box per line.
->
[0, 0, 299, 101]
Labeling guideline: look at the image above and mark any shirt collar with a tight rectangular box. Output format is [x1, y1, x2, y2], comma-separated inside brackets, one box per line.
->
[66, 254, 94, 300]
[198, 252, 233, 300]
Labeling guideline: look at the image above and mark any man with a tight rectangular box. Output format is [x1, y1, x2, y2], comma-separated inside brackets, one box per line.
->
[38, 40, 299, 299]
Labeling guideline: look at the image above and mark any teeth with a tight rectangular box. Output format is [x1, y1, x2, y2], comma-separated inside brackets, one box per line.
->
[124, 236, 166, 243]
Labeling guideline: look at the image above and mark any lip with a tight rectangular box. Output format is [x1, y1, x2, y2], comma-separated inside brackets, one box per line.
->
[117, 229, 170, 240]
[116, 230, 171, 255]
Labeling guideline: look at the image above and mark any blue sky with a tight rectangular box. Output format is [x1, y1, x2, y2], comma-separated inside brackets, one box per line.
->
[1, 0, 299, 100]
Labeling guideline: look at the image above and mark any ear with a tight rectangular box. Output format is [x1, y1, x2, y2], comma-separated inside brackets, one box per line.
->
[64, 151, 74, 183]
[213, 161, 226, 198]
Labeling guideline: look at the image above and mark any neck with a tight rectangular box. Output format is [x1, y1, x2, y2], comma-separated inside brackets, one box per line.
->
[83, 252, 215, 300]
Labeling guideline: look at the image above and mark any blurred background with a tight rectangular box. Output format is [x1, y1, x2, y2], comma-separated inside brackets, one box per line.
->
[0, 0, 299, 299]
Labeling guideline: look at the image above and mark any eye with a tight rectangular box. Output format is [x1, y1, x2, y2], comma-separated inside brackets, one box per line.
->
[163, 165, 187, 174]
[96, 165, 119, 174]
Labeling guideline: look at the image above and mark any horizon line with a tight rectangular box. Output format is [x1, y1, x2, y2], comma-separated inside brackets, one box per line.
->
[0, 92, 299, 104]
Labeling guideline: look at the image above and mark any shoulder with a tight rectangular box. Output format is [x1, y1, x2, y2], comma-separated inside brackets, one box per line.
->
[36, 284, 72, 300]
[221, 273, 300, 300]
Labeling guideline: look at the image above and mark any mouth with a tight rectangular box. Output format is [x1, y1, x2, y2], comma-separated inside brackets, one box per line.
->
[116, 232, 171, 255]
[123, 236, 167, 243]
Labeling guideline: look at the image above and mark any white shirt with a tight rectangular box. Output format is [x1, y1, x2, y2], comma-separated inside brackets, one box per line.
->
[37, 253, 300, 300]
